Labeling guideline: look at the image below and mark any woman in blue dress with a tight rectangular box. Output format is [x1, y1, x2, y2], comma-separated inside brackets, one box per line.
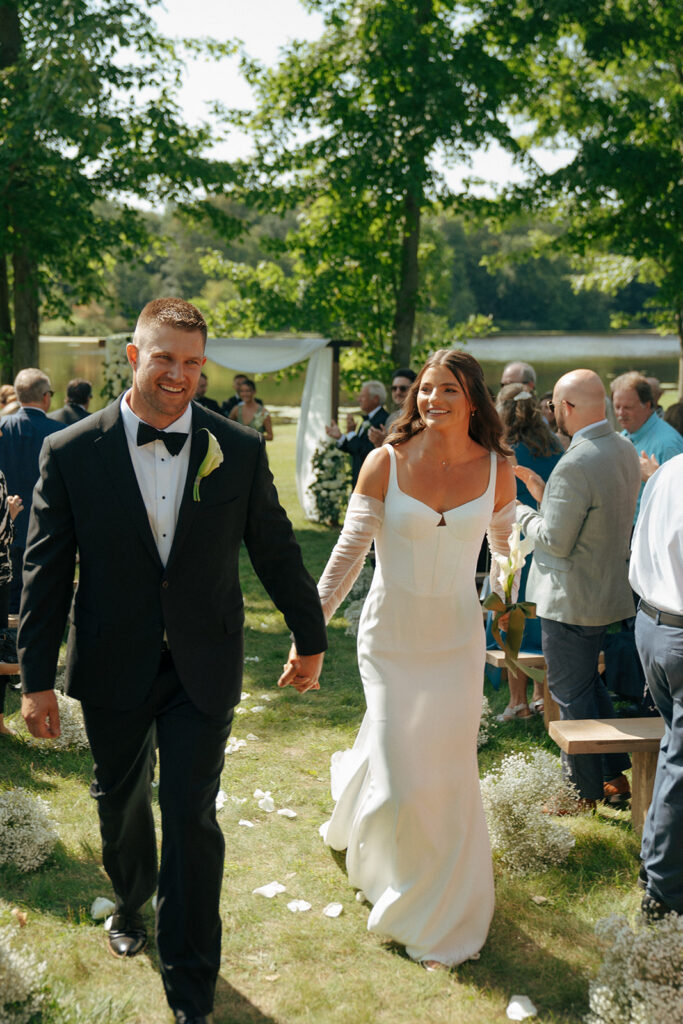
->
[487, 383, 564, 720]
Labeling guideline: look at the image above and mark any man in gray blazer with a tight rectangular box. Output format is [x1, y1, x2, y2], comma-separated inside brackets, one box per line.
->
[515, 370, 641, 808]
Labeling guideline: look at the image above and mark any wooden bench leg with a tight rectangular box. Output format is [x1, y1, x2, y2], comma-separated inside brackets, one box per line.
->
[631, 750, 659, 835]
[543, 674, 561, 731]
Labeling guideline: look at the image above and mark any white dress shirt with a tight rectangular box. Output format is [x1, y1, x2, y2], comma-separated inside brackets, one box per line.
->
[120, 393, 192, 567]
[629, 453, 683, 615]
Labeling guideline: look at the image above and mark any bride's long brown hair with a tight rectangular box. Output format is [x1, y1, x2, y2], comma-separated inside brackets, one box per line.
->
[387, 349, 511, 457]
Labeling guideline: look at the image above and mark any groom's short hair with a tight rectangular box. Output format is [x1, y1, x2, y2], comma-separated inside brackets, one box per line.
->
[134, 297, 208, 348]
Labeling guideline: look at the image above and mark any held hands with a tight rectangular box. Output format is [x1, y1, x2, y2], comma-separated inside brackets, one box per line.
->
[325, 421, 342, 440]
[513, 465, 546, 504]
[277, 644, 324, 693]
[22, 690, 61, 739]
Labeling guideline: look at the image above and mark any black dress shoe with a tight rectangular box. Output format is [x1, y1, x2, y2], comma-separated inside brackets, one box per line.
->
[106, 911, 147, 958]
[641, 891, 680, 923]
[172, 1012, 213, 1024]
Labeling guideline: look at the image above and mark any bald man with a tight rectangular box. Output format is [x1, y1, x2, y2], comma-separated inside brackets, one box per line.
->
[514, 370, 641, 809]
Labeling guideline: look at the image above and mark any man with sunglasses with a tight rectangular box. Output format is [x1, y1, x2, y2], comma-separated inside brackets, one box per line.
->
[0, 368, 64, 612]
[369, 368, 417, 446]
[514, 369, 641, 810]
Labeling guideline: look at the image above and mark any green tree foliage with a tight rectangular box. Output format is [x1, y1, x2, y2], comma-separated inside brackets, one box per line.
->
[220, 0, 532, 370]
[478, 0, 683, 392]
[0, 0, 235, 376]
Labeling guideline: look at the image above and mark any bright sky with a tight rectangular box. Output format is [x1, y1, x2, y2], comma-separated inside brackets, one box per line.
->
[152, 0, 572, 192]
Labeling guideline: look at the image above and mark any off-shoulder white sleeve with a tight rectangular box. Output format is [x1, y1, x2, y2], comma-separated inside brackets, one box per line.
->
[317, 493, 385, 624]
[486, 498, 520, 603]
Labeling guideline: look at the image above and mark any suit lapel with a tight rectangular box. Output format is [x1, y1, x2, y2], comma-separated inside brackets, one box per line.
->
[166, 405, 210, 568]
[94, 400, 163, 571]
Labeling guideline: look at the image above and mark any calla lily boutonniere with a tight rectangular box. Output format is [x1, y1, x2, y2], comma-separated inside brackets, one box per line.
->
[193, 429, 224, 501]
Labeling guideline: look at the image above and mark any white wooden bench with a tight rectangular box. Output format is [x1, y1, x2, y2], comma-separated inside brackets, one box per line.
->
[548, 717, 664, 833]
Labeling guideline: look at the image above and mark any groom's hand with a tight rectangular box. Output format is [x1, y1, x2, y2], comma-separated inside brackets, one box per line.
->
[278, 645, 324, 693]
[22, 690, 61, 738]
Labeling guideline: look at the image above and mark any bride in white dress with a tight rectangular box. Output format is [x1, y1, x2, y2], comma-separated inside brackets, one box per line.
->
[311, 349, 517, 969]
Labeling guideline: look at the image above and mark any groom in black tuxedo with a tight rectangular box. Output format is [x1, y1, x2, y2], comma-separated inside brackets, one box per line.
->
[19, 298, 326, 1024]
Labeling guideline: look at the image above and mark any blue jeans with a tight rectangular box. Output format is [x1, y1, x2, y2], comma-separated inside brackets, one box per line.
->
[636, 608, 683, 912]
[541, 618, 630, 800]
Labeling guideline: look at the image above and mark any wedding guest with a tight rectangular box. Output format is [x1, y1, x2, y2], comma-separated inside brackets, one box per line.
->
[489, 384, 563, 721]
[0, 468, 22, 736]
[611, 372, 683, 520]
[221, 373, 263, 416]
[326, 380, 388, 485]
[297, 349, 517, 968]
[664, 402, 683, 437]
[19, 297, 326, 1024]
[501, 360, 536, 393]
[515, 370, 640, 810]
[49, 378, 92, 424]
[369, 368, 417, 446]
[193, 372, 223, 415]
[0, 368, 64, 613]
[629, 453, 683, 920]
[0, 385, 20, 417]
[228, 378, 273, 441]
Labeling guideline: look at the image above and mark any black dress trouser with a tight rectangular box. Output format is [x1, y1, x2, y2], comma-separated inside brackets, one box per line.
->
[81, 655, 233, 1017]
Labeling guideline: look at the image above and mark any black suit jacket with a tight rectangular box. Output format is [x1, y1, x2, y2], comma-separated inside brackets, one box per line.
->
[18, 399, 326, 715]
[49, 402, 90, 425]
[339, 406, 389, 484]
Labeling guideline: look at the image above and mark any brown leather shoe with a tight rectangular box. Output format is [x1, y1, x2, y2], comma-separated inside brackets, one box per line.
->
[106, 911, 147, 958]
[603, 774, 631, 807]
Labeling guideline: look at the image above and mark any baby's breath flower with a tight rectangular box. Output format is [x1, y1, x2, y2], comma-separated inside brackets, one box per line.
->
[481, 749, 577, 874]
[477, 695, 492, 750]
[586, 914, 683, 1023]
[0, 789, 59, 873]
[0, 926, 46, 1024]
[308, 441, 351, 525]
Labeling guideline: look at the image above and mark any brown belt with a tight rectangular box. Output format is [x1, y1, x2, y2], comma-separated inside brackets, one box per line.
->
[639, 599, 683, 628]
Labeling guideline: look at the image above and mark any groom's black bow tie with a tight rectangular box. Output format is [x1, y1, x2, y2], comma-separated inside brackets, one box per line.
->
[136, 422, 188, 456]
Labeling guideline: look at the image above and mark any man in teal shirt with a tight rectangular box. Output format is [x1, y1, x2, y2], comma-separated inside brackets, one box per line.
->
[611, 372, 683, 520]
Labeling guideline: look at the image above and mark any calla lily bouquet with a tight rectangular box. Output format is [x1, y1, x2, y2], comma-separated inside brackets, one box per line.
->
[483, 522, 545, 682]
[193, 429, 223, 500]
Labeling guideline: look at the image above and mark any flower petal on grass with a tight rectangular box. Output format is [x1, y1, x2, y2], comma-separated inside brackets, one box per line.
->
[277, 808, 297, 819]
[215, 790, 228, 811]
[90, 897, 115, 921]
[287, 899, 311, 913]
[238, 819, 255, 828]
[250, 706, 266, 713]
[246, 734, 259, 741]
[234, 707, 247, 715]
[244, 657, 260, 663]
[241, 692, 251, 699]
[253, 881, 286, 898]
[506, 995, 537, 1020]
[323, 903, 343, 918]
[226, 738, 247, 754]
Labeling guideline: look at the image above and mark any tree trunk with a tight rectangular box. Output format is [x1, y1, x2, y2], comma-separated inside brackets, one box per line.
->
[12, 246, 40, 373]
[0, 256, 13, 383]
[391, 190, 420, 367]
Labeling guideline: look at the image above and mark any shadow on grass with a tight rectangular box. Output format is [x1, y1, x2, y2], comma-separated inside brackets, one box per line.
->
[0, 839, 112, 921]
[215, 975, 279, 1024]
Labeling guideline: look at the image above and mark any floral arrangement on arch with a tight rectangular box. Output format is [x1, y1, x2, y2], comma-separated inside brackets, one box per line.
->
[307, 441, 351, 526]
[101, 334, 132, 402]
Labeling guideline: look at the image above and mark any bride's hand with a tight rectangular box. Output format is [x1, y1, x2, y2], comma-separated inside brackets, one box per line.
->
[277, 644, 324, 693]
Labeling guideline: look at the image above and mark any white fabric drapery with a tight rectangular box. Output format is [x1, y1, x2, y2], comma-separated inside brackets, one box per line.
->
[204, 336, 332, 519]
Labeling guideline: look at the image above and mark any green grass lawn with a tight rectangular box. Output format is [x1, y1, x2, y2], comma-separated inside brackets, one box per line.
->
[0, 423, 643, 1023]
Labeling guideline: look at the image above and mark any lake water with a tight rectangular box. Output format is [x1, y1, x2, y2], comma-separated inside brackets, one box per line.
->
[39, 332, 680, 413]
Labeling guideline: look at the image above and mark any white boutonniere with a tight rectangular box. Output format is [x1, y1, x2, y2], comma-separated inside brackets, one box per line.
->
[193, 429, 224, 501]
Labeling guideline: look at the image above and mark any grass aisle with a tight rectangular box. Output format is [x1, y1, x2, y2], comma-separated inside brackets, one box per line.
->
[0, 424, 642, 1024]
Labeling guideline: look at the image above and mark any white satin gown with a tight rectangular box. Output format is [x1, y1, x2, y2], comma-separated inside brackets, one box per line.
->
[322, 446, 497, 964]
